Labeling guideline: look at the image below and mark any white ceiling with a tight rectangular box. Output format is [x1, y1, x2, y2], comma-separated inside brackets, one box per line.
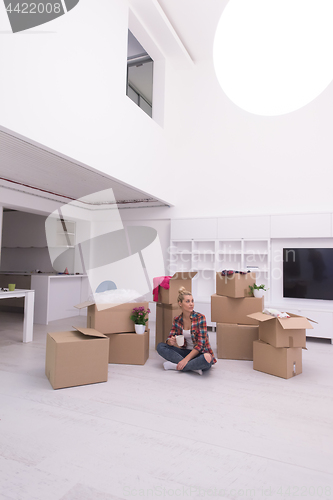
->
[156, 0, 227, 61]
[0, 125, 170, 210]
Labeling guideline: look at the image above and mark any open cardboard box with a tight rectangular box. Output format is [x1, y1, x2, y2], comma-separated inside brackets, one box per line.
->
[216, 323, 259, 360]
[216, 271, 256, 298]
[247, 312, 315, 348]
[158, 272, 197, 304]
[253, 340, 302, 379]
[45, 327, 109, 389]
[74, 301, 149, 334]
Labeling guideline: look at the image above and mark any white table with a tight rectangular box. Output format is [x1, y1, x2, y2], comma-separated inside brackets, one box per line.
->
[0, 289, 35, 342]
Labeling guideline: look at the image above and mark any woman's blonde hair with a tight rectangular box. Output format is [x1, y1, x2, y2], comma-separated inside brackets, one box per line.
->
[177, 286, 192, 303]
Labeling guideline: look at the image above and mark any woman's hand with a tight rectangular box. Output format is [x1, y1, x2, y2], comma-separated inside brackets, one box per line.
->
[177, 358, 188, 371]
[167, 336, 177, 347]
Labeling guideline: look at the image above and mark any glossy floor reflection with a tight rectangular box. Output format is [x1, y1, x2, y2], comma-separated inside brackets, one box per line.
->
[0, 312, 333, 500]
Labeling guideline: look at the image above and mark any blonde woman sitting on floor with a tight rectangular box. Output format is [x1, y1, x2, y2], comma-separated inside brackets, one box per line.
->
[157, 287, 217, 375]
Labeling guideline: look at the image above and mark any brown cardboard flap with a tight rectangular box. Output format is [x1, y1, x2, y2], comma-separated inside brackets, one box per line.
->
[247, 312, 271, 322]
[170, 272, 197, 280]
[278, 317, 314, 330]
[287, 313, 318, 324]
[248, 311, 314, 329]
[74, 301, 95, 309]
[73, 326, 107, 338]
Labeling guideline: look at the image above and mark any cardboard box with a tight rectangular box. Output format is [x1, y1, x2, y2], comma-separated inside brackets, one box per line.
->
[247, 312, 314, 348]
[253, 340, 302, 379]
[155, 303, 182, 348]
[216, 323, 259, 360]
[45, 327, 109, 389]
[74, 301, 149, 334]
[211, 294, 264, 325]
[158, 272, 197, 304]
[216, 272, 256, 298]
[106, 330, 149, 365]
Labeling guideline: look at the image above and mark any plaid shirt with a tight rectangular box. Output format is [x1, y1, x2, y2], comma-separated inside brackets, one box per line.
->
[168, 311, 217, 364]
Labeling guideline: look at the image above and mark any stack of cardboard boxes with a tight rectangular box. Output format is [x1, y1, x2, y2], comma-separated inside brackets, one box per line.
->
[45, 300, 150, 389]
[211, 272, 264, 360]
[249, 311, 314, 379]
[75, 300, 150, 366]
[45, 271, 314, 389]
[155, 272, 197, 349]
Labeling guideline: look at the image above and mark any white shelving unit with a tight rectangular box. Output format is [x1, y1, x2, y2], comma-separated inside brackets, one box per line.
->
[44, 216, 78, 274]
[56, 219, 76, 248]
[170, 215, 333, 341]
[169, 232, 270, 326]
[242, 239, 270, 293]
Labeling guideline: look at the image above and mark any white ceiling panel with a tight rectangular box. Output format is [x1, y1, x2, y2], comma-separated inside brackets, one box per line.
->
[0, 125, 170, 210]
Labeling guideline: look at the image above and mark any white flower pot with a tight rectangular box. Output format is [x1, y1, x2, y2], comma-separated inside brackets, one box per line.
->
[135, 324, 145, 334]
[253, 289, 265, 298]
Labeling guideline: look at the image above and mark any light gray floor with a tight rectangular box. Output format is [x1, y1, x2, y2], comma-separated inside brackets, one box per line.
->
[1, 312, 333, 500]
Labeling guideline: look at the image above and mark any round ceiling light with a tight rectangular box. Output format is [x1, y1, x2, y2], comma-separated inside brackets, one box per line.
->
[213, 0, 333, 116]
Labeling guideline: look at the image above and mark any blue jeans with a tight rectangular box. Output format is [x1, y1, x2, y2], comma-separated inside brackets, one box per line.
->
[157, 343, 213, 372]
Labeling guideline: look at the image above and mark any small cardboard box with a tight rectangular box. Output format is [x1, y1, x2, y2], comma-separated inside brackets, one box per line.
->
[74, 301, 149, 334]
[155, 303, 182, 349]
[106, 330, 149, 365]
[158, 272, 197, 304]
[253, 340, 302, 379]
[216, 272, 256, 298]
[45, 327, 109, 389]
[247, 312, 314, 348]
[216, 323, 259, 360]
[211, 294, 264, 325]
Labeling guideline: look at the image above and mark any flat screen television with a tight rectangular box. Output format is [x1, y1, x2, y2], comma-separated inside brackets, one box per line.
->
[283, 248, 333, 300]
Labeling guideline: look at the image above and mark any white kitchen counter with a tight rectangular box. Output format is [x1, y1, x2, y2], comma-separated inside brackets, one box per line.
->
[31, 274, 89, 324]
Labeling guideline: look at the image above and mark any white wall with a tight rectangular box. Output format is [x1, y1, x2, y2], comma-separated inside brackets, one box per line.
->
[0, 211, 54, 272]
[0, 0, 172, 206]
[1, 2, 333, 221]
[122, 217, 171, 274]
[161, 58, 333, 218]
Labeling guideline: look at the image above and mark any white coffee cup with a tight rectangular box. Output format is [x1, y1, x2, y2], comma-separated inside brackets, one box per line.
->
[176, 335, 185, 347]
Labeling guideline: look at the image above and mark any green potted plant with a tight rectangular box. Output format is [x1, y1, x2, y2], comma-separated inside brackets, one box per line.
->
[249, 283, 268, 298]
[130, 306, 150, 334]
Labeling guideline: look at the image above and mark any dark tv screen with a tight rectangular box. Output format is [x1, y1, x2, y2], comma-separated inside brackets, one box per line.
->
[283, 248, 333, 300]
